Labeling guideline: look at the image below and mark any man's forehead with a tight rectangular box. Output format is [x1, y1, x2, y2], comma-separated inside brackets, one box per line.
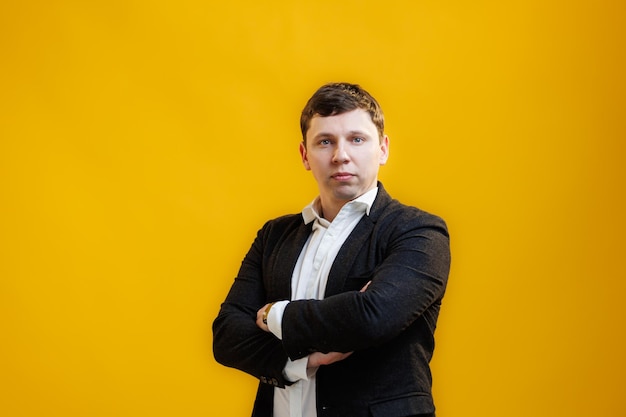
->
[309, 109, 376, 129]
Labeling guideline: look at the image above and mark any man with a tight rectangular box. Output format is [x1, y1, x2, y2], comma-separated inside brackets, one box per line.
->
[213, 82, 451, 417]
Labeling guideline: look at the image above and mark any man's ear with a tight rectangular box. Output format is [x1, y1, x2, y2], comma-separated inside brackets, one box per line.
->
[379, 135, 390, 165]
[299, 142, 311, 170]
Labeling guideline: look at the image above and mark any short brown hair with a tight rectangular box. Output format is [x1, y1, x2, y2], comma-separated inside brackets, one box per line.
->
[300, 82, 385, 146]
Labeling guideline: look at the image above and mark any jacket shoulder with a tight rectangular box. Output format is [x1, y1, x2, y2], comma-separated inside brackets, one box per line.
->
[373, 188, 449, 238]
[383, 200, 448, 233]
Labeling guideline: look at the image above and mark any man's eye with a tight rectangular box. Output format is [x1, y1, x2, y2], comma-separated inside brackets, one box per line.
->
[320, 139, 331, 145]
[353, 137, 364, 143]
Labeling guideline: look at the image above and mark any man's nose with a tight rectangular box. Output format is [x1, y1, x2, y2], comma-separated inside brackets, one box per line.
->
[332, 142, 350, 163]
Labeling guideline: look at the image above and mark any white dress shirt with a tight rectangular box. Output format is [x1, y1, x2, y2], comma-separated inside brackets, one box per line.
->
[266, 187, 378, 417]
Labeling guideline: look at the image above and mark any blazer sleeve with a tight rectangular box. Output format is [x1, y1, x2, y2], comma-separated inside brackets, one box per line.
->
[212, 221, 291, 388]
[281, 210, 451, 360]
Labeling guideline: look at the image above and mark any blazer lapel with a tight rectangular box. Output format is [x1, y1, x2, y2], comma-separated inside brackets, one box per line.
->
[324, 215, 375, 297]
[269, 221, 313, 300]
[324, 183, 392, 297]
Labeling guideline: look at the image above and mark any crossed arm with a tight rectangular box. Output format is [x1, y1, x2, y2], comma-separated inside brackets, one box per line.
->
[254, 281, 371, 369]
[213, 216, 450, 386]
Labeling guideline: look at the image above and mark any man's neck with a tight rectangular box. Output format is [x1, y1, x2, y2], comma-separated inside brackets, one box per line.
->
[317, 187, 378, 222]
[315, 196, 344, 222]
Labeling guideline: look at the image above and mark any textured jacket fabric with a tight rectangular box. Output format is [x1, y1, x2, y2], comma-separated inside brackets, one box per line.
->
[213, 183, 451, 417]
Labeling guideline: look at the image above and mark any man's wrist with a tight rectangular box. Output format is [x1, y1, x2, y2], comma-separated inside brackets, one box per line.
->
[262, 302, 276, 325]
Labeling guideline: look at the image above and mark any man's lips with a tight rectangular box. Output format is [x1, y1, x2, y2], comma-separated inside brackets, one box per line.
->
[331, 173, 355, 181]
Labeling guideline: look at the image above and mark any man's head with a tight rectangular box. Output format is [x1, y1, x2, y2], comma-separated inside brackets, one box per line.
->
[300, 82, 385, 147]
[298, 82, 389, 221]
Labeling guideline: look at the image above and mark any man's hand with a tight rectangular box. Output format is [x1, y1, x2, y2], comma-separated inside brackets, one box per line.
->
[256, 303, 273, 332]
[307, 351, 353, 368]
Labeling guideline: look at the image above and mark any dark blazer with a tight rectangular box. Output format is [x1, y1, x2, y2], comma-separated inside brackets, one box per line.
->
[213, 183, 451, 417]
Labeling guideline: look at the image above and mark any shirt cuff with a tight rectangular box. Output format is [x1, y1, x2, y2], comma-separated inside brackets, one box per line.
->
[283, 356, 310, 382]
[267, 300, 289, 340]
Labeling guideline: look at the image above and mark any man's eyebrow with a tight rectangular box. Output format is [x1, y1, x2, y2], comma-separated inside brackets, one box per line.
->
[347, 130, 371, 137]
[312, 132, 336, 139]
[313, 130, 371, 138]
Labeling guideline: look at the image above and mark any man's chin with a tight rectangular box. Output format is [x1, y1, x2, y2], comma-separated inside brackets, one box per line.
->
[332, 186, 361, 202]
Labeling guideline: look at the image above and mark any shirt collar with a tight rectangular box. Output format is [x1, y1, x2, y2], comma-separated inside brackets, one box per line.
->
[301, 187, 379, 225]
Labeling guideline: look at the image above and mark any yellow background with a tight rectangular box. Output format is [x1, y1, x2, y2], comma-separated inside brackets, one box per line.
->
[1, 1, 624, 416]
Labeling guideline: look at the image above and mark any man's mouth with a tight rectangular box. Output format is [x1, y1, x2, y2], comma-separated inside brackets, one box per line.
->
[332, 173, 354, 181]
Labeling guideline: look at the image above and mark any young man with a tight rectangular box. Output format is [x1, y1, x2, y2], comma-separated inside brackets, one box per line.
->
[213, 82, 451, 417]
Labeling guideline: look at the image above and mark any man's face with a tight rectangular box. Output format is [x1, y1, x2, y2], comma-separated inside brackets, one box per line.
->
[300, 108, 389, 213]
